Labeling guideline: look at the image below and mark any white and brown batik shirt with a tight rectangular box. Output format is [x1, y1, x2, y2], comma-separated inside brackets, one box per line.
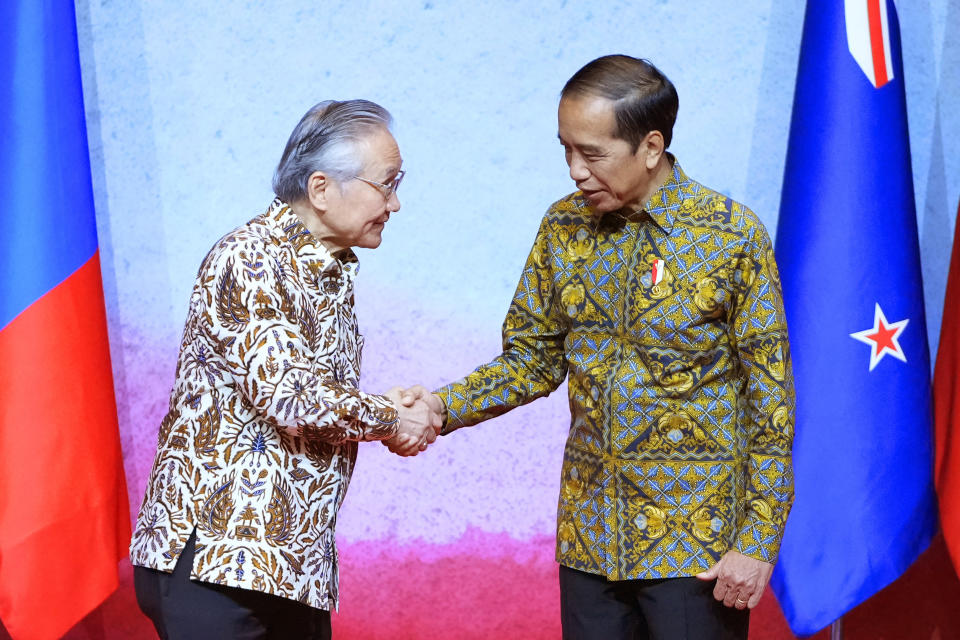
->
[131, 198, 399, 610]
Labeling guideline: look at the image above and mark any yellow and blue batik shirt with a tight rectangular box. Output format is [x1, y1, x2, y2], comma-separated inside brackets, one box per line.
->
[437, 159, 795, 580]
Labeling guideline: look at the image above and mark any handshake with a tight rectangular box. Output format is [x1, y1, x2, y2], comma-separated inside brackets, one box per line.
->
[382, 385, 445, 456]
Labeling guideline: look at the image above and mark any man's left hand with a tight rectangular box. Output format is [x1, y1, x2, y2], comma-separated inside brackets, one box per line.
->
[695, 550, 773, 610]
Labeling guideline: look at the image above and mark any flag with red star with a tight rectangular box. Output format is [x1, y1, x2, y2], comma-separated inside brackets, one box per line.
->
[770, 0, 937, 635]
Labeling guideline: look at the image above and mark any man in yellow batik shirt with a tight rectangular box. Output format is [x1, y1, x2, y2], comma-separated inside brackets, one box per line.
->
[401, 55, 795, 640]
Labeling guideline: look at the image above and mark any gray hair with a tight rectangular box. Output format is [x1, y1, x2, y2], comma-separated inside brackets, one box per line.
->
[272, 99, 393, 203]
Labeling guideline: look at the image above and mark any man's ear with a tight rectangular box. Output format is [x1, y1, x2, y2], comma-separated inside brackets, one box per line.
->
[305, 171, 334, 212]
[639, 130, 665, 170]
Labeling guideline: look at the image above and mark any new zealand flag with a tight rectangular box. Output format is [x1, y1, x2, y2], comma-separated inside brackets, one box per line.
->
[771, 0, 938, 634]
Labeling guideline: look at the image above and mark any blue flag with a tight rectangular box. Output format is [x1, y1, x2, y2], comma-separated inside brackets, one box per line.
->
[770, 0, 937, 634]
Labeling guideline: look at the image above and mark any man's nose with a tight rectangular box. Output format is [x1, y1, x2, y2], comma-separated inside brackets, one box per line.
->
[568, 156, 590, 182]
[387, 190, 401, 212]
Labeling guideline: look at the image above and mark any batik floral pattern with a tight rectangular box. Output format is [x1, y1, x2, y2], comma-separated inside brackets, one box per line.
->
[131, 199, 398, 610]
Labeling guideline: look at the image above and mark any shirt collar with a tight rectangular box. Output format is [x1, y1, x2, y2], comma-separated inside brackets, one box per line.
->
[640, 153, 691, 235]
[265, 197, 360, 283]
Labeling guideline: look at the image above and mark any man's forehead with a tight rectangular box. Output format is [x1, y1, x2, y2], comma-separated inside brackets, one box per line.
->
[359, 128, 402, 174]
[378, 148, 403, 176]
[558, 94, 619, 142]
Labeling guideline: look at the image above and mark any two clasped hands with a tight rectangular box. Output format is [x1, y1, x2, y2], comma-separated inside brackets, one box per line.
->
[382, 385, 445, 456]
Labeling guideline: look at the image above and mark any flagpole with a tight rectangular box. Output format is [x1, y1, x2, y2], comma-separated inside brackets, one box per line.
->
[830, 617, 844, 640]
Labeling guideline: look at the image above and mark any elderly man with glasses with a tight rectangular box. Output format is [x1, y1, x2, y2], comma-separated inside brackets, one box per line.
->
[130, 99, 440, 640]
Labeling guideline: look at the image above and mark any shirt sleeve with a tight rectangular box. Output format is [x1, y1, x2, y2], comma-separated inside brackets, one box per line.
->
[437, 215, 569, 432]
[202, 244, 399, 444]
[728, 221, 796, 563]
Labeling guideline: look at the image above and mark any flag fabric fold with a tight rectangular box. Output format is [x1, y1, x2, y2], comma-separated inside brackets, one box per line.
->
[0, 2, 130, 639]
[935, 202, 960, 577]
[770, 0, 938, 634]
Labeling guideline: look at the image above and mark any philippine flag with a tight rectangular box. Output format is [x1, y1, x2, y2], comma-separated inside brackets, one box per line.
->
[0, 2, 130, 639]
[770, 0, 938, 635]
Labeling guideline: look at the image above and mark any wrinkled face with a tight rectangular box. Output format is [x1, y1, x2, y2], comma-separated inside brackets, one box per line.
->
[557, 94, 654, 214]
[323, 127, 402, 250]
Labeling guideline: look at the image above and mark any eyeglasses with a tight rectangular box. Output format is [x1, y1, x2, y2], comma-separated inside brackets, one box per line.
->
[352, 169, 405, 199]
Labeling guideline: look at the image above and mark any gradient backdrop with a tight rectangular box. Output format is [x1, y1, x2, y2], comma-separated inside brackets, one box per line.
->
[57, 0, 960, 638]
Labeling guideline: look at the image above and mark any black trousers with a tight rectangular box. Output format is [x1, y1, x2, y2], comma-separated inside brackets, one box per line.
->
[559, 565, 749, 640]
[134, 532, 331, 640]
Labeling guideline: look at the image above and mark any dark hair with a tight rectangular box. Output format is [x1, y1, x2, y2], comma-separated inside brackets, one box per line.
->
[561, 55, 679, 150]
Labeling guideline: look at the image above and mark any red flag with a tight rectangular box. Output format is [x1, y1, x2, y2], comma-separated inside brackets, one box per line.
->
[935, 201, 960, 576]
[0, 1, 130, 638]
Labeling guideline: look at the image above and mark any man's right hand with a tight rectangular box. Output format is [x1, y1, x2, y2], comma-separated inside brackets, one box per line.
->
[383, 387, 442, 456]
[399, 385, 445, 420]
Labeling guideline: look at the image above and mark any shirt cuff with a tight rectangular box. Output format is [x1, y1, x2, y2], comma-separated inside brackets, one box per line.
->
[734, 515, 782, 564]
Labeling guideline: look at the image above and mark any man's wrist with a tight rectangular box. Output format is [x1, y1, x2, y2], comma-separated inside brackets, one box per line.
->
[433, 393, 450, 433]
[436, 393, 448, 424]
